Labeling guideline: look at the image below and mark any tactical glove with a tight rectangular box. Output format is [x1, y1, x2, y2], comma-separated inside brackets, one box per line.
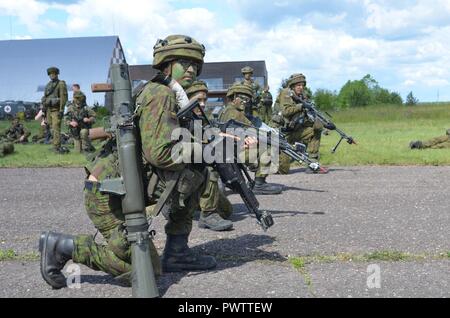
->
[325, 123, 336, 130]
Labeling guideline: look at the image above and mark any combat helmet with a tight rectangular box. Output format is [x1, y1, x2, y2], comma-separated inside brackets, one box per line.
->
[288, 73, 307, 87]
[185, 80, 208, 98]
[47, 67, 60, 75]
[226, 82, 254, 99]
[241, 66, 254, 74]
[153, 35, 205, 75]
[73, 91, 86, 105]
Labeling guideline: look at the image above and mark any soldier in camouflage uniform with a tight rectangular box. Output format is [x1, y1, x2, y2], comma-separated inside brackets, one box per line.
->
[410, 129, 450, 149]
[258, 86, 273, 123]
[219, 83, 283, 195]
[65, 91, 96, 153]
[240, 66, 265, 119]
[185, 81, 233, 231]
[1, 117, 31, 143]
[39, 35, 218, 290]
[41, 67, 68, 154]
[0, 141, 14, 157]
[272, 74, 324, 174]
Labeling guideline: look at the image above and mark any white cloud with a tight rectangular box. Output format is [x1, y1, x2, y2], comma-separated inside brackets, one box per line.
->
[0, 0, 49, 32]
[3, 0, 450, 100]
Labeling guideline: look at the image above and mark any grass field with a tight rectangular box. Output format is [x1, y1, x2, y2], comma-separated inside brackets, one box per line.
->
[1, 103, 450, 168]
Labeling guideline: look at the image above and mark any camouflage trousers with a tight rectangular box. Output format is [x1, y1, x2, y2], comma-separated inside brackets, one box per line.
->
[0, 141, 14, 157]
[73, 168, 206, 277]
[72, 187, 161, 277]
[46, 109, 62, 149]
[278, 122, 323, 175]
[73, 128, 93, 153]
[238, 143, 277, 178]
[199, 168, 233, 219]
[422, 135, 450, 149]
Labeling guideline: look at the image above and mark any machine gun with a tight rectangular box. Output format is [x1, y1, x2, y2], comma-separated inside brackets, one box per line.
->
[91, 63, 159, 298]
[177, 99, 274, 231]
[292, 95, 357, 153]
[244, 115, 326, 173]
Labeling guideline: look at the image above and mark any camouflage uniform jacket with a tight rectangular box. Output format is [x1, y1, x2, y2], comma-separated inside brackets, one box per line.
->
[219, 103, 252, 126]
[2, 123, 30, 140]
[42, 80, 68, 112]
[65, 105, 96, 129]
[135, 81, 190, 172]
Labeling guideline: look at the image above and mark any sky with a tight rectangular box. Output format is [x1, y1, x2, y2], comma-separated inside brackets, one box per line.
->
[1, 0, 450, 102]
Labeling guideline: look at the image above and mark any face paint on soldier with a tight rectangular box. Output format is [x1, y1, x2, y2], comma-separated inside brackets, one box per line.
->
[171, 59, 198, 89]
[293, 83, 304, 96]
[191, 92, 207, 116]
[49, 73, 58, 81]
[244, 73, 252, 81]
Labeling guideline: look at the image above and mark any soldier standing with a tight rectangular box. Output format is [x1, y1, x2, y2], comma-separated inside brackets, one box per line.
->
[41, 67, 68, 154]
[219, 83, 283, 195]
[39, 35, 218, 290]
[241, 66, 265, 118]
[185, 81, 234, 231]
[65, 91, 96, 153]
[273, 73, 325, 174]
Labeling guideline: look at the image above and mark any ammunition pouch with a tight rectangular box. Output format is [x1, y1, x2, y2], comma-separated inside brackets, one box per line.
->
[177, 168, 205, 199]
[46, 97, 61, 108]
[271, 113, 285, 127]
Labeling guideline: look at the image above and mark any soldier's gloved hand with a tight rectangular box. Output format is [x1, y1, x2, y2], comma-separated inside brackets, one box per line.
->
[325, 123, 336, 130]
[58, 111, 64, 120]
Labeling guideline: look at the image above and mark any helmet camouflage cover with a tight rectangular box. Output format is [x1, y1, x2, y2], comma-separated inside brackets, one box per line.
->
[185, 80, 208, 98]
[288, 73, 307, 87]
[226, 82, 254, 99]
[73, 91, 86, 103]
[153, 35, 205, 75]
[47, 67, 60, 75]
[241, 66, 254, 74]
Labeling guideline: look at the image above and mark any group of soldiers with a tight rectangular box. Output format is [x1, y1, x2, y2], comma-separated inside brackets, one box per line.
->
[35, 33, 448, 294]
[37, 34, 335, 292]
[0, 69, 97, 157]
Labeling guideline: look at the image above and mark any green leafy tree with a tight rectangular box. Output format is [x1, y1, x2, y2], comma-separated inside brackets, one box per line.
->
[313, 89, 338, 110]
[338, 79, 372, 108]
[405, 92, 419, 106]
[389, 92, 403, 105]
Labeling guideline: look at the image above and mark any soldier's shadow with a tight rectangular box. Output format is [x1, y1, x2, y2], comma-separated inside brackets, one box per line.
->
[156, 233, 285, 297]
[228, 203, 326, 222]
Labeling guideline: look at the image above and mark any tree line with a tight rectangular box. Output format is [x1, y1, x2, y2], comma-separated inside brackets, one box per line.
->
[292, 74, 419, 110]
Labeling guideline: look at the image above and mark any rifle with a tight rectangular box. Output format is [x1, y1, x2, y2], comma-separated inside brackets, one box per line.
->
[243, 115, 326, 173]
[91, 64, 159, 298]
[292, 95, 357, 153]
[177, 99, 274, 231]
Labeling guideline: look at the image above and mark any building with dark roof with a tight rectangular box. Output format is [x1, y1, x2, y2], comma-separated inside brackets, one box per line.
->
[0, 36, 125, 107]
[129, 60, 268, 104]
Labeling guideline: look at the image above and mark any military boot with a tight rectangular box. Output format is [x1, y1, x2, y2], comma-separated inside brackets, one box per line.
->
[252, 177, 283, 195]
[199, 212, 233, 231]
[409, 141, 423, 149]
[39, 231, 74, 289]
[161, 234, 217, 273]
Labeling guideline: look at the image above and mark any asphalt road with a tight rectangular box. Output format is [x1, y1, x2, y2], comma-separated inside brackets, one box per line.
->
[0, 166, 449, 298]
